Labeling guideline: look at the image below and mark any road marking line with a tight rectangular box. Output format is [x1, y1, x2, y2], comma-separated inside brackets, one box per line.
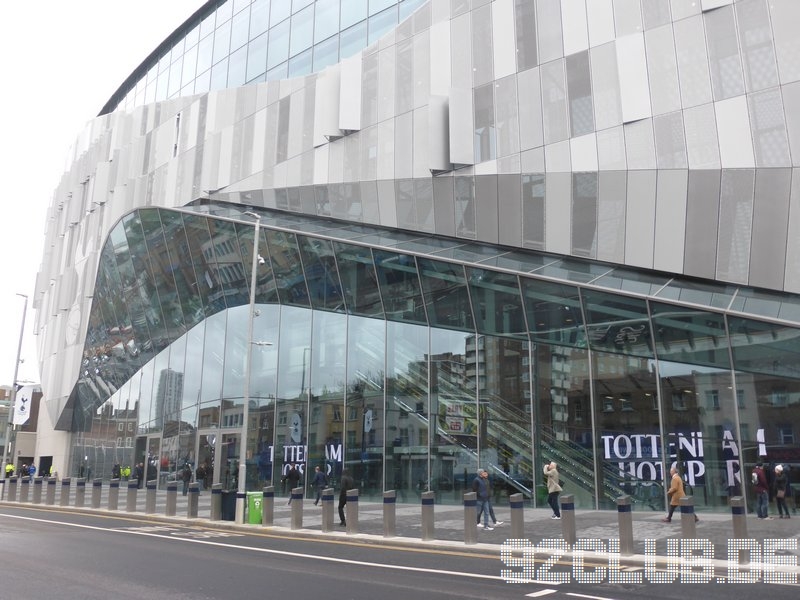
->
[565, 593, 618, 600]
[0, 512, 505, 582]
[525, 590, 557, 597]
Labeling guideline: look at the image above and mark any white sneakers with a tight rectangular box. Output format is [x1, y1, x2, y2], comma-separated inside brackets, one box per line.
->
[551, 515, 561, 519]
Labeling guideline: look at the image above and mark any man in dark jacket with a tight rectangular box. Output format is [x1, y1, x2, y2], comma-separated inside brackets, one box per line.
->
[753, 463, 770, 519]
[338, 469, 355, 526]
[283, 463, 301, 504]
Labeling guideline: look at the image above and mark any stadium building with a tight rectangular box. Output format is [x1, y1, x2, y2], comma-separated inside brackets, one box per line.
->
[33, 0, 800, 512]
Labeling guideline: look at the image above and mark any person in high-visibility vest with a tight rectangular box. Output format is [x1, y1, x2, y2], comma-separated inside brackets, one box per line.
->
[4, 461, 13, 478]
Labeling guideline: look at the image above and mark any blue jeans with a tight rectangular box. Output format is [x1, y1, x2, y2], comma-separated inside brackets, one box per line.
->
[756, 491, 769, 518]
[476, 499, 490, 526]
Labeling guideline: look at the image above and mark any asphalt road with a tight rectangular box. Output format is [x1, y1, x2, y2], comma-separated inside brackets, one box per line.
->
[1, 505, 797, 600]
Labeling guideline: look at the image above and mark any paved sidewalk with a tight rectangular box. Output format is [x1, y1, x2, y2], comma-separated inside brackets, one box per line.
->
[3, 484, 799, 575]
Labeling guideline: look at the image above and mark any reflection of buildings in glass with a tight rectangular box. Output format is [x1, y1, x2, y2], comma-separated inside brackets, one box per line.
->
[156, 369, 183, 429]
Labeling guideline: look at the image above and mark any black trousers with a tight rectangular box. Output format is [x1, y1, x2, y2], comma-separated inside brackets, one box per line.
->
[338, 495, 347, 524]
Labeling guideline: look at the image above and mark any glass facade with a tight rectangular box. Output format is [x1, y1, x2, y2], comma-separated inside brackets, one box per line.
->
[71, 204, 800, 512]
[104, 0, 428, 114]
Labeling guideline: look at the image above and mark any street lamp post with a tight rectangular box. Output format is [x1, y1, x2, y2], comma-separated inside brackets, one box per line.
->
[235, 212, 262, 524]
[3, 293, 28, 488]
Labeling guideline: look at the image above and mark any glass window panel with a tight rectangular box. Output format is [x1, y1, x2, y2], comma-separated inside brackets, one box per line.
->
[250, 0, 270, 39]
[228, 45, 248, 87]
[591, 349, 661, 510]
[181, 43, 199, 89]
[385, 321, 429, 496]
[474, 83, 496, 163]
[369, 7, 398, 45]
[399, 0, 425, 21]
[213, 19, 232, 65]
[200, 11, 216, 39]
[735, 0, 778, 92]
[650, 302, 729, 368]
[221, 305, 248, 405]
[197, 34, 214, 75]
[195, 68, 211, 94]
[466, 268, 525, 337]
[216, 1, 233, 24]
[155, 69, 169, 101]
[729, 317, 800, 380]
[168, 56, 183, 98]
[731, 288, 800, 323]
[535, 258, 612, 284]
[289, 5, 314, 57]
[370, 0, 395, 16]
[293, 0, 314, 12]
[345, 316, 386, 499]
[342, 0, 368, 30]
[340, 21, 368, 58]
[704, 6, 744, 101]
[297, 236, 345, 312]
[418, 258, 474, 331]
[266, 62, 288, 81]
[265, 230, 310, 307]
[515, 0, 537, 70]
[210, 58, 229, 92]
[592, 268, 668, 296]
[521, 278, 585, 347]
[313, 34, 340, 71]
[247, 32, 269, 81]
[185, 23, 201, 50]
[332, 242, 383, 317]
[430, 328, 476, 503]
[315, 0, 340, 43]
[655, 279, 736, 310]
[200, 311, 227, 405]
[581, 289, 653, 358]
[231, 7, 251, 51]
[374, 250, 427, 324]
[268, 18, 291, 69]
[288, 47, 313, 77]
[566, 51, 594, 137]
[271, 0, 291, 24]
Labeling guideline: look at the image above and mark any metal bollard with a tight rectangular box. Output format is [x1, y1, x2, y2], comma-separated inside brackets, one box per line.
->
[8, 477, 17, 502]
[75, 478, 86, 507]
[383, 490, 396, 538]
[509, 493, 525, 539]
[166, 481, 178, 516]
[0, 478, 4, 501]
[32, 477, 43, 504]
[187, 483, 199, 518]
[108, 478, 120, 511]
[210, 484, 222, 520]
[20, 478, 30, 503]
[145, 479, 157, 514]
[262, 486, 274, 526]
[679, 496, 697, 539]
[464, 491, 478, 545]
[421, 490, 435, 541]
[616, 495, 634, 556]
[560, 494, 577, 546]
[290, 486, 304, 530]
[59, 478, 71, 506]
[345, 488, 359, 535]
[126, 479, 138, 512]
[46, 477, 57, 505]
[730, 496, 748, 539]
[91, 479, 102, 509]
[321, 487, 334, 532]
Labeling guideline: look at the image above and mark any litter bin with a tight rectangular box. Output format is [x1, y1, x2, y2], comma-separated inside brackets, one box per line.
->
[247, 491, 262, 524]
[220, 490, 236, 521]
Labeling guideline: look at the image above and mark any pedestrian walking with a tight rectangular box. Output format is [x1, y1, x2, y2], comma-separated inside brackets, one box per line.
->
[338, 469, 354, 526]
[312, 466, 328, 505]
[774, 464, 790, 519]
[283, 463, 301, 504]
[543, 462, 562, 519]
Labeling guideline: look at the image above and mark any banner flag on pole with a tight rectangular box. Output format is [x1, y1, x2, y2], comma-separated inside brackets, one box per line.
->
[12, 385, 34, 426]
